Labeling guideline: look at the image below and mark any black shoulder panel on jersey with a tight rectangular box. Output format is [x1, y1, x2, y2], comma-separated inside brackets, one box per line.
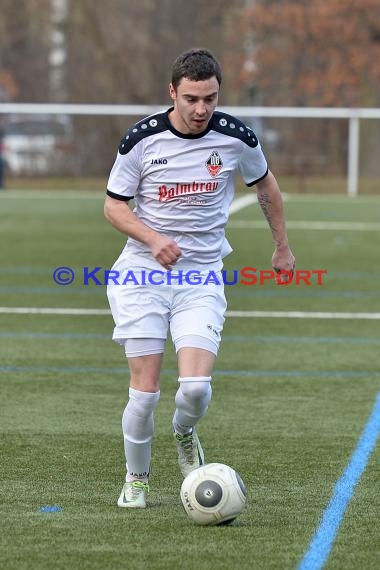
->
[211, 111, 259, 148]
[118, 112, 169, 155]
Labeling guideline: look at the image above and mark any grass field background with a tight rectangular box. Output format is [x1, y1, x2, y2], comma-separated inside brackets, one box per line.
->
[1, 188, 380, 570]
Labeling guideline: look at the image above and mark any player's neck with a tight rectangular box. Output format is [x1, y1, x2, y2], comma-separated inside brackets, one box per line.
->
[168, 108, 211, 136]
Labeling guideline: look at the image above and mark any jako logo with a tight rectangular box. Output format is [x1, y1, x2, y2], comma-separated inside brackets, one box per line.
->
[151, 158, 168, 164]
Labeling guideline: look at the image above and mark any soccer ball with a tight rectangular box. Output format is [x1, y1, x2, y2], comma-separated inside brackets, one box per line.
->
[180, 463, 247, 526]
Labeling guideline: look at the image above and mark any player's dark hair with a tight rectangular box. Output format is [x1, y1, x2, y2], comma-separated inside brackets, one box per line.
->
[171, 48, 222, 90]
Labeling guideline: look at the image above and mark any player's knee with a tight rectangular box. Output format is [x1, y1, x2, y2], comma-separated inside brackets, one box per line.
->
[178, 376, 212, 405]
[123, 388, 160, 444]
[127, 387, 160, 417]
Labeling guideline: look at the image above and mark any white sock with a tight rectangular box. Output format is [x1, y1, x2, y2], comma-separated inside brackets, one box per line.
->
[122, 387, 160, 482]
[172, 376, 212, 436]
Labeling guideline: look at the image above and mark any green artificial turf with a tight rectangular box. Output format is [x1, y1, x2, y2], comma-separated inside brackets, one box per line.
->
[0, 190, 379, 569]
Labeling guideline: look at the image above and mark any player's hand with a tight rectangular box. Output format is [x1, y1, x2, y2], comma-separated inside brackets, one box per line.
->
[272, 245, 295, 284]
[150, 236, 181, 270]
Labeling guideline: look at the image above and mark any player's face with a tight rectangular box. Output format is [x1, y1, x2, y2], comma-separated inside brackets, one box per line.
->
[169, 77, 219, 135]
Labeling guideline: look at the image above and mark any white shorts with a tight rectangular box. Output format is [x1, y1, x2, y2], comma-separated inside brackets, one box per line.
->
[106, 263, 227, 354]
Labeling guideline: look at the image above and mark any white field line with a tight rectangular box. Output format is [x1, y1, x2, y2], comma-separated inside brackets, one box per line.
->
[0, 190, 104, 199]
[229, 192, 290, 215]
[0, 307, 111, 315]
[227, 310, 380, 320]
[228, 194, 379, 230]
[228, 220, 380, 231]
[279, 194, 380, 204]
[229, 194, 258, 214]
[1, 307, 380, 319]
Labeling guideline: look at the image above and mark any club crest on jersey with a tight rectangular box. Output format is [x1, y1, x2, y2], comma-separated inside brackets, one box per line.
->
[206, 151, 223, 177]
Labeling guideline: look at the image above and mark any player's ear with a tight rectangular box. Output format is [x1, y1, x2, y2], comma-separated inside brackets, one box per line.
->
[169, 83, 176, 101]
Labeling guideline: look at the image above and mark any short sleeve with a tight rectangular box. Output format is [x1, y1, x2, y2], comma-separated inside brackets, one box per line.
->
[106, 143, 141, 200]
[238, 140, 268, 187]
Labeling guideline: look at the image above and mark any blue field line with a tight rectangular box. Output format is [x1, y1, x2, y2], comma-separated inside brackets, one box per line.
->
[298, 392, 380, 570]
[327, 271, 380, 279]
[1, 331, 380, 346]
[226, 289, 380, 299]
[224, 336, 380, 345]
[0, 331, 110, 339]
[0, 267, 53, 274]
[0, 365, 379, 379]
[0, 286, 104, 295]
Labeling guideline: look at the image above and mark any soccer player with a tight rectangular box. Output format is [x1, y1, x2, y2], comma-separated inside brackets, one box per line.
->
[104, 48, 295, 508]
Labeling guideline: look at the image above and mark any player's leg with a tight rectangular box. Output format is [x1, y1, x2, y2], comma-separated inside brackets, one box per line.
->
[118, 340, 164, 508]
[174, 345, 215, 436]
[172, 345, 216, 477]
[170, 275, 226, 477]
[107, 270, 170, 507]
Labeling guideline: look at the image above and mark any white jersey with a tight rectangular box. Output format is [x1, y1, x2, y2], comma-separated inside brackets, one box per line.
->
[107, 107, 268, 269]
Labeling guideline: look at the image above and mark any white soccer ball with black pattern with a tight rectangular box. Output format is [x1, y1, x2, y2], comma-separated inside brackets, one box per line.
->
[180, 463, 247, 526]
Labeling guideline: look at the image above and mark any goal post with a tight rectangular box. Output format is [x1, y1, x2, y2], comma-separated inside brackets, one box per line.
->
[1, 103, 380, 196]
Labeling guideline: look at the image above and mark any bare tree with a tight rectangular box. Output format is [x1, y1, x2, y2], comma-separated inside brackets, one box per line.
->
[0, 0, 52, 102]
[64, 0, 246, 173]
[0, 0, 248, 174]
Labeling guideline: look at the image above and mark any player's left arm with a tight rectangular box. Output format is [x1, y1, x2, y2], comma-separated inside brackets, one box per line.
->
[255, 170, 295, 276]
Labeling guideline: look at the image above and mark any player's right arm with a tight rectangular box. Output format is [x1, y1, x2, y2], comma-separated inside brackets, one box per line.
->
[104, 195, 181, 270]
